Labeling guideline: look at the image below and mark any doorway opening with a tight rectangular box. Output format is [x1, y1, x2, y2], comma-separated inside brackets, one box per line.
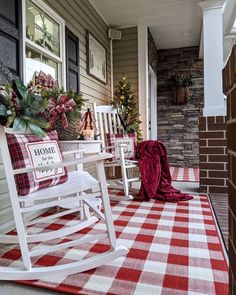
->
[148, 65, 157, 140]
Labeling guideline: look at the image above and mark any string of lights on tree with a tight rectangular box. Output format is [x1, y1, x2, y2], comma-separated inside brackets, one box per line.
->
[112, 74, 142, 141]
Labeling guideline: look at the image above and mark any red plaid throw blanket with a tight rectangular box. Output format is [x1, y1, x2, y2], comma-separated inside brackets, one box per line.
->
[138, 140, 193, 202]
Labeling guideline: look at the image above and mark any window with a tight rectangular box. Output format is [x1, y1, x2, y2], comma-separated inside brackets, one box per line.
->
[23, 0, 65, 87]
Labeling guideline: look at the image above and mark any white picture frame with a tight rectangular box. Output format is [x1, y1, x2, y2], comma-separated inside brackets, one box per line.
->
[87, 31, 107, 84]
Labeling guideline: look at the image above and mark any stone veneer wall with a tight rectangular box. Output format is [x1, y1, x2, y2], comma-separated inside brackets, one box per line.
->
[157, 47, 204, 167]
[199, 116, 228, 194]
[223, 45, 236, 295]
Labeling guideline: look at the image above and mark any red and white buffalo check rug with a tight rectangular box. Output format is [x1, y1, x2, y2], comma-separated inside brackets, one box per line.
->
[170, 167, 199, 182]
[0, 193, 228, 294]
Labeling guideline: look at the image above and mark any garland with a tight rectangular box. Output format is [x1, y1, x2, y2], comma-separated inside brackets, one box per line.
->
[0, 67, 85, 137]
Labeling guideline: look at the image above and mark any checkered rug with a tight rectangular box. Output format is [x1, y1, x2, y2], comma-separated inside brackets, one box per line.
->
[1, 192, 228, 294]
[170, 167, 199, 182]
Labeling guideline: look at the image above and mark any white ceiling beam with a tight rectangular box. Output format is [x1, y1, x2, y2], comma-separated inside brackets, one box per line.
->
[88, 0, 109, 26]
[199, 0, 226, 11]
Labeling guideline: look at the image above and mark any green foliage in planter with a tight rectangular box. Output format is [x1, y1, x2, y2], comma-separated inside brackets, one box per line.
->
[0, 63, 85, 137]
[42, 87, 85, 122]
[0, 79, 49, 137]
[169, 72, 193, 87]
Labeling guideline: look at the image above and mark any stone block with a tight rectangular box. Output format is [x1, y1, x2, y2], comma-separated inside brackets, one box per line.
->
[184, 134, 198, 140]
[157, 45, 203, 167]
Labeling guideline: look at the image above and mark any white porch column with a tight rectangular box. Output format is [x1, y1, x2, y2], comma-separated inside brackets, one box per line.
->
[199, 0, 226, 117]
[138, 24, 149, 139]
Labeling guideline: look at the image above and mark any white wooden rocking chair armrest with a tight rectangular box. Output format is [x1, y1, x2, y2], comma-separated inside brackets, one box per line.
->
[100, 146, 138, 164]
[62, 149, 86, 156]
[101, 143, 128, 151]
[12, 153, 112, 175]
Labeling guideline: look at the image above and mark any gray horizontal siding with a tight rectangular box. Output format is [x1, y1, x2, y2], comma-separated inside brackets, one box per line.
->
[0, 150, 47, 233]
[44, 0, 111, 176]
[0, 142, 96, 233]
[113, 27, 139, 99]
[0, 0, 111, 230]
[113, 52, 138, 62]
[45, 0, 111, 104]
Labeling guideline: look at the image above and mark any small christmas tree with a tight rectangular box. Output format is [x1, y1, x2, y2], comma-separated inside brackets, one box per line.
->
[112, 74, 142, 141]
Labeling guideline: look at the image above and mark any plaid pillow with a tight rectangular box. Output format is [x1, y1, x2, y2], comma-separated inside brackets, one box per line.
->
[106, 133, 136, 161]
[6, 130, 68, 196]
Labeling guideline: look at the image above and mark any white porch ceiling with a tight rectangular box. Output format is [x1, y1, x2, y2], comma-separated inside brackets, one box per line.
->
[89, 0, 202, 49]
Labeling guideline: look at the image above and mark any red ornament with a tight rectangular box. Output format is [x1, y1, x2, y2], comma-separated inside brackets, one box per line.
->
[78, 108, 97, 134]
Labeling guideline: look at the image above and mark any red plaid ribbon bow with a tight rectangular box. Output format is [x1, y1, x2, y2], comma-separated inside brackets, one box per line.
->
[47, 95, 76, 129]
[35, 71, 56, 89]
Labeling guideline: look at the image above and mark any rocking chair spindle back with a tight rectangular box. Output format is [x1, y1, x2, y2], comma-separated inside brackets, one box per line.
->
[0, 126, 128, 280]
[93, 103, 140, 200]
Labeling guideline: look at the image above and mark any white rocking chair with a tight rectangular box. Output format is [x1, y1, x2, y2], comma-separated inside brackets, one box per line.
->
[93, 103, 140, 201]
[0, 126, 128, 280]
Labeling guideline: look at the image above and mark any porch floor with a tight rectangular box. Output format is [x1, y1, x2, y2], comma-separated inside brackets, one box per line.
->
[209, 194, 228, 249]
[173, 182, 228, 250]
[0, 180, 228, 295]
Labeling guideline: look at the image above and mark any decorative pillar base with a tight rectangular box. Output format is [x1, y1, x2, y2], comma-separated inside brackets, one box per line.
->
[203, 105, 226, 117]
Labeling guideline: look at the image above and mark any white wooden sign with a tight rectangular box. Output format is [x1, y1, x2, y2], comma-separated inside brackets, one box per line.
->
[114, 137, 135, 159]
[26, 141, 65, 181]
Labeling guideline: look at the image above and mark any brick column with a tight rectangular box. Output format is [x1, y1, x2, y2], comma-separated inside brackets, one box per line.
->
[199, 116, 228, 194]
[224, 45, 236, 294]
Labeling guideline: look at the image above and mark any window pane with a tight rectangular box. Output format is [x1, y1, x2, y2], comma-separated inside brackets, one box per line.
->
[26, 0, 60, 56]
[25, 47, 58, 84]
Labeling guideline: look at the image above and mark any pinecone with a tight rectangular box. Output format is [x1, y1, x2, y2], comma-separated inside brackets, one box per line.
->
[0, 93, 9, 109]
[0, 115, 8, 126]
[0, 61, 14, 85]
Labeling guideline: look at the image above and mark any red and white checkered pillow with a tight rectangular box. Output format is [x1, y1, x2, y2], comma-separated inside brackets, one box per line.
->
[6, 130, 68, 196]
[106, 133, 136, 161]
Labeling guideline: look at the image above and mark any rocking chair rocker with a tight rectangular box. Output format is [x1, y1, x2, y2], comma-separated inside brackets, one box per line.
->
[0, 126, 128, 280]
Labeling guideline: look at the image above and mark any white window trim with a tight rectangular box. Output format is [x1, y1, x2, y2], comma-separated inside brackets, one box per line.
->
[22, 0, 66, 89]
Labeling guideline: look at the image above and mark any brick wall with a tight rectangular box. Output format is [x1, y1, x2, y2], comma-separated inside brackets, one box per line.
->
[157, 46, 204, 167]
[199, 116, 228, 194]
[223, 45, 236, 295]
